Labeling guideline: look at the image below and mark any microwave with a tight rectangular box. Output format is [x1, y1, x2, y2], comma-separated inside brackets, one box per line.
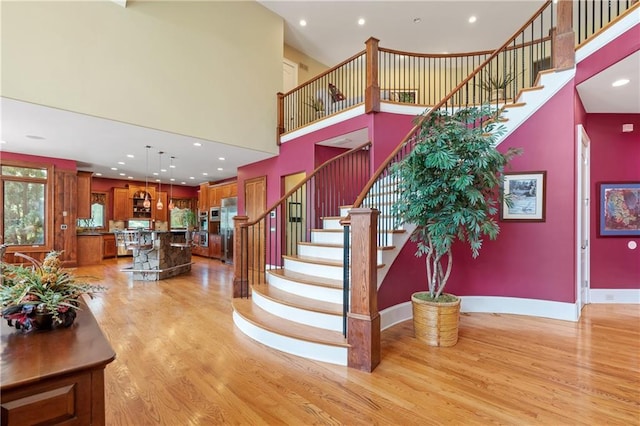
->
[210, 207, 220, 221]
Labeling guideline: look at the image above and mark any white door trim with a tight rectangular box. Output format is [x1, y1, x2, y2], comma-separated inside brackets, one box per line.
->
[576, 124, 591, 316]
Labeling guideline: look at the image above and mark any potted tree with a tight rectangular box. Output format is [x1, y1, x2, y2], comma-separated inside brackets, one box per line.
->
[477, 69, 524, 101]
[393, 106, 521, 346]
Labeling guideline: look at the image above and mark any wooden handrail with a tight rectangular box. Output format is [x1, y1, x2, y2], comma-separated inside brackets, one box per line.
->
[241, 141, 372, 229]
[281, 50, 366, 98]
[353, 0, 553, 208]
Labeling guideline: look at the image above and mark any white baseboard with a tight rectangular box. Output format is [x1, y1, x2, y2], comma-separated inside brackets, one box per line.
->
[589, 289, 640, 304]
[379, 296, 580, 328]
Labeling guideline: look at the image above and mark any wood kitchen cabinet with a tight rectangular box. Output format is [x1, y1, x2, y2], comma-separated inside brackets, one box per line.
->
[102, 234, 117, 258]
[208, 186, 221, 208]
[77, 171, 93, 219]
[198, 183, 209, 213]
[113, 188, 130, 221]
[209, 234, 222, 259]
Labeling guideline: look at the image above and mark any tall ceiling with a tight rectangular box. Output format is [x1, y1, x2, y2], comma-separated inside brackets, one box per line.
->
[1, 1, 637, 186]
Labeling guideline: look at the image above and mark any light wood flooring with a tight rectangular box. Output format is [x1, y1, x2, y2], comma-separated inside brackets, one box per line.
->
[78, 257, 639, 425]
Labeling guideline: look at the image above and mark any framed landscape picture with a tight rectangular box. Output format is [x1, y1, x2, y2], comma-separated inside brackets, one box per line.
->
[501, 171, 546, 221]
[599, 182, 640, 236]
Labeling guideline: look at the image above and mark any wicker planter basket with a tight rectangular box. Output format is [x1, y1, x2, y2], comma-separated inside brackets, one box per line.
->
[411, 292, 461, 347]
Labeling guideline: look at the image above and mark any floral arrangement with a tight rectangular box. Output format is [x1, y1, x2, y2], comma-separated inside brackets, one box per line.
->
[1, 251, 106, 332]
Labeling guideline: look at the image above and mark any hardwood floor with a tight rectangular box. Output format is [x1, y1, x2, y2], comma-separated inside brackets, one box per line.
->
[78, 257, 639, 425]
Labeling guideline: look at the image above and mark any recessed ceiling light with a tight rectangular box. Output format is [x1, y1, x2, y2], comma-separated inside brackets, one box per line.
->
[299, 19, 307, 27]
[413, 18, 422, 24]
[118, 161, 125, 165]
[193, 142, 202, 147]
[468, 16, 477, 23]
[119, 173, 126, 176]
[128, 176, 134, 179]
[155, 178, 160, 182]
[153, 172, 159, 176]
[218, 157, 225, 161]
[170, 164, 176, 168]
[202, 172, 208, 176]
[95, 172, 102, 176]
[217, 167, 223, 171]
[127, 154, 134, 158]
[189, 177, 195, 180]
[358, 18, 365, 26]
[161, 168, 167, 173]
[612, 78, 630, 87]
[26, 135, 45, 140]
[0, 140, 6, 144]
[111, 167, 118, 171]
[170, 178, 175, 182]
[181, 181, 187, 185]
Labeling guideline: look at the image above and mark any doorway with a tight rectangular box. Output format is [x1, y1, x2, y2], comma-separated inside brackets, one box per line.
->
[576, 124, 591, 315]
[283, 172, 306, 256]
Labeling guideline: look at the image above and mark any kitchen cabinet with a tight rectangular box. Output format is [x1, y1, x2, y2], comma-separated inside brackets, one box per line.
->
[77, 171, 92, 219]
[77, 234, 103, 266]
[113, 188, 130, 221]
[198, 183, 209, 213]
[209, 234, 222, 259]
[208, 186, 221, 208]
[103, 234, 117, 258]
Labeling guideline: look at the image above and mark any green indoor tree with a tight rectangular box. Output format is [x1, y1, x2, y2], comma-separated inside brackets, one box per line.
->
[393, 106, 522, 302]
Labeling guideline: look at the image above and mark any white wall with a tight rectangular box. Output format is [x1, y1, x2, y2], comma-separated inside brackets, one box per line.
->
[1, 1, 283, 154]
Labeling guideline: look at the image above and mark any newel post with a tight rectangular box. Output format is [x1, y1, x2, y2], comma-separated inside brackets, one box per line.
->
[552, 0, 575, 70]
[365, 37, 380, 114]
[233, 215, 249, 298]
[276, 92, 285, 145]
[347, 208, 380, 372]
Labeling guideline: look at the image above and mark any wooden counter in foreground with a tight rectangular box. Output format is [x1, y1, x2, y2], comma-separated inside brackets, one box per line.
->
[0, 301, 116, 425]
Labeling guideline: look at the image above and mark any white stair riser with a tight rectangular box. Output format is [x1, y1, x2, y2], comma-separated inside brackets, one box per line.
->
[267, 272, 343, 304]
[284, 258, 343, 281]
[299, 244, 384, 264]
[311, 231, 344, 245]
[253, 292, 343, 332]
[298, 244, 343, 261]
[233, 312, 347, 366]
[322, 218, 343, 230]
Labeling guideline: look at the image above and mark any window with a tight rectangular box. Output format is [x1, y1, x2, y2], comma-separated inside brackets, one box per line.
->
[1, 163, 51, 247]
[77, 192, 107, 229]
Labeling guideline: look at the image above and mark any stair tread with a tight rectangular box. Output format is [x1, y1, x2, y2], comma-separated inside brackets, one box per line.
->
[252, 284, 343, 315]
[268, 268, 343, 289]
[298, 241, 396, 250]
[233, 298, 349, 347]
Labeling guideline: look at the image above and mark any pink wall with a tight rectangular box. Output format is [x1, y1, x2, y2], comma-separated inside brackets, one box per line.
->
[371, 113, 419, 167]
[237, 115, 373, 213]
[379, 83, 579, 308]
[1, 151, 76, 170]
[586, 113, 640, 289]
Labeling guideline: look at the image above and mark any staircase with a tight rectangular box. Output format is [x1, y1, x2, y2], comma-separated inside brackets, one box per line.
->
[233, 197, 406, 365]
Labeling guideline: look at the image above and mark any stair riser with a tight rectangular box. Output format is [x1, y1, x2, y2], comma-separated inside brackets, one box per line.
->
[299, 244, 384, 264]
[311, 231, 344, 245]
[267, 273, 343, 304]
[233, 312, 347, 365]
[322, 218, 343, 230]
[284, 258, 343, 281]
[253, 291, 343, 332]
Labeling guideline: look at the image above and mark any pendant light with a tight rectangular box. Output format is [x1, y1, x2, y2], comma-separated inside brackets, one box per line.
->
[143, 145, 151, 208]
[156, 151, 164, 210]
[168, 156, 175, 210]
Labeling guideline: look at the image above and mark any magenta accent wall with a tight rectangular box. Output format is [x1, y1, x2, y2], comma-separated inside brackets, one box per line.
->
[576, 23, 640, 85]
[586, 113, 640, 289]
[237, 115, 372, 213]
[91, 177, 198, 198]
[379, 83, 579, 309]
[2, 151, 76, 170]
[371, 113, 419, 167]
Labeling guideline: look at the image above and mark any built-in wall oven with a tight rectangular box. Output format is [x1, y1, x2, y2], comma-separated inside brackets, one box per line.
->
[198, 211, 209, 247]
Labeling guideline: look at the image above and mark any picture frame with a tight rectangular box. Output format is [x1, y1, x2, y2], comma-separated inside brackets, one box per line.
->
[598, 182, 640, 236]
[501, 171, 546, 221]
[388, 89, 418, 104]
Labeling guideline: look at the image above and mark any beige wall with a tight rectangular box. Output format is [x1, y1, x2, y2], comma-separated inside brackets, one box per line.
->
[2, 1, 283, 155]
[283, 44, 328, 86]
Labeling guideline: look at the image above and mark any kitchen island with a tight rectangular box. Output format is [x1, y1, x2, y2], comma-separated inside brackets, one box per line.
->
[120, 230, 193, 281]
